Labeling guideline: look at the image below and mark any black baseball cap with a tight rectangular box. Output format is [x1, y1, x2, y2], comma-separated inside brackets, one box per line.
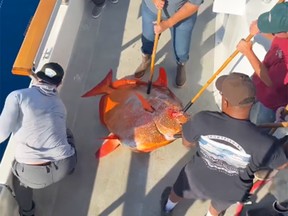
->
[36, 62, 64, 85]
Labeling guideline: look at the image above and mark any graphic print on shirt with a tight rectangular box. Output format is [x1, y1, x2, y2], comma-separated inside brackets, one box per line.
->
[198, 135, 251, 176]
[276, 49, 283, 59]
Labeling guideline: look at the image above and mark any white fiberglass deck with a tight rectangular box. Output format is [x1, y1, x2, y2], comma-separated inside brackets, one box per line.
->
[36, 1, 222, 215]
[1, 0, 285, 216]
[38, 1, 219, 215]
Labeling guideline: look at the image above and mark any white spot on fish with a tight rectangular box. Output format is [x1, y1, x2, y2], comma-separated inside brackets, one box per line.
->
[164, 134, 175, 140]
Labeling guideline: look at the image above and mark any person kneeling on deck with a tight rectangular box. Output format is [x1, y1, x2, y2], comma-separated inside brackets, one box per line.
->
[0, 62, 77, 216]
[237, 2, 288, 125]
[160, 73, 288, 216]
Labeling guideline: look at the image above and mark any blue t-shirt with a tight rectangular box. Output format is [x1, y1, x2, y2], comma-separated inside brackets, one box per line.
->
[182, 111, 287, 202]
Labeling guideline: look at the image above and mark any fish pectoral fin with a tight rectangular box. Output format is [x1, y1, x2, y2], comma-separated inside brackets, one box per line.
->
[100, 133, 119, 140]
[82, 69, 113, 97]
[96, 134, 121, 158]
[153, 67, 168, 88]
[135, 93, 155, 113]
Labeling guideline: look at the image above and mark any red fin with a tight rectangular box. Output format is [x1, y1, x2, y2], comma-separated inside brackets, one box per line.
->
[112, 79, 137, 88]
[153, 67, 167, 88]
[82, 70, 113, 97]
[135, 93, 154, 113]
[99, 134, 119, 140]
[96, 134, 121, 158]
[99, 95, 107, 126]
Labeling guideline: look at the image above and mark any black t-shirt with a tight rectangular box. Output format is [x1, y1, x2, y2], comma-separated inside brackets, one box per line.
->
[182, 111, 287, 202]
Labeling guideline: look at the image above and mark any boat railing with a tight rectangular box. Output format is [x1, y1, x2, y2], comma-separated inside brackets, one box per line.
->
[12, 0, 59, 76]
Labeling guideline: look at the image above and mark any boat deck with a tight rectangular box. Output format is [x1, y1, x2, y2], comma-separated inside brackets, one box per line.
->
[3, 0, 283, 215]
[36, 1, 222, 215]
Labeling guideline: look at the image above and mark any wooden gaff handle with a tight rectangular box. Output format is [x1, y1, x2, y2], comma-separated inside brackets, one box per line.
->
[147, 9, 162, 94]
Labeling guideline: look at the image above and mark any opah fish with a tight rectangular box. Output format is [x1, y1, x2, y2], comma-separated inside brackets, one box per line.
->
[82, 68, 188, 158]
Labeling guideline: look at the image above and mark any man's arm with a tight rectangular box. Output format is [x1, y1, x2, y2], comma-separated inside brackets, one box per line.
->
[154, 2, 200, 34]
[236, 20, 273, 87]
[182, 133, 197, 148]
[249, 20, 275, 41]
[0, 92, 20, 143]
[276, 162, 288, 170]
[166, 2, 199, 27]
[181, 113, 201, 149]
[262, 33, 275, 40]
[237, 40, 273, 87]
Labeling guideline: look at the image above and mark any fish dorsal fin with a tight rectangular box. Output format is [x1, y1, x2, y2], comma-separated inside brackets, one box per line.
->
[153, 67, 168, 88]
[135, 93, 154, 113]
[81, 70, 113, 97]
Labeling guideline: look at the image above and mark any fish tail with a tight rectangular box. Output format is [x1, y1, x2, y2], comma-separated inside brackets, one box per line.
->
[82, 70, 113, 97]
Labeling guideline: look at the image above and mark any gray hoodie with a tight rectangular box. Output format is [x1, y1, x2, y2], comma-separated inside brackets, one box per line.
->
[0, 83, 75, 164]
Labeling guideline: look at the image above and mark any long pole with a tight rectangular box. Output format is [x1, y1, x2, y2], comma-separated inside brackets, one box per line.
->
[183, 34, 254, 112]
[183, 0, 285, 113]
[147, 9, 162, 94]
[259, 121, 288, 128]
[265, 104, 288, 135]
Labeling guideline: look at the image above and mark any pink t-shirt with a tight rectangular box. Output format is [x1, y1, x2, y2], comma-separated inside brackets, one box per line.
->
[252, 37, 288, 111]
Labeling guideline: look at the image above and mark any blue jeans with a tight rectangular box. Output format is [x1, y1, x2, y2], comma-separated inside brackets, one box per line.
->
[141, 1, 197, 64]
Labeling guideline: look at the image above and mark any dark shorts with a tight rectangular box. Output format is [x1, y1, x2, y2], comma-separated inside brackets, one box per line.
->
[172, 167, 235, 212]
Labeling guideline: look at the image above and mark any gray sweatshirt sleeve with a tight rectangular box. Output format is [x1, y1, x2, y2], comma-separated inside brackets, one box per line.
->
[0, 91, 20, 143]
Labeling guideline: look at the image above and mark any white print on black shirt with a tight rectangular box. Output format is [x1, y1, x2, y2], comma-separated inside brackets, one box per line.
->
[198, 135, 251, 176]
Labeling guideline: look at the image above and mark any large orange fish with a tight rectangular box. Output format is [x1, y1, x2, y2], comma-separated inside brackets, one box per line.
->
[82, 68, 188, 158]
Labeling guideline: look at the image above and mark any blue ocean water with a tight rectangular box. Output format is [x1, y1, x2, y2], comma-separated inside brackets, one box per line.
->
[0, 0, 39, 160]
